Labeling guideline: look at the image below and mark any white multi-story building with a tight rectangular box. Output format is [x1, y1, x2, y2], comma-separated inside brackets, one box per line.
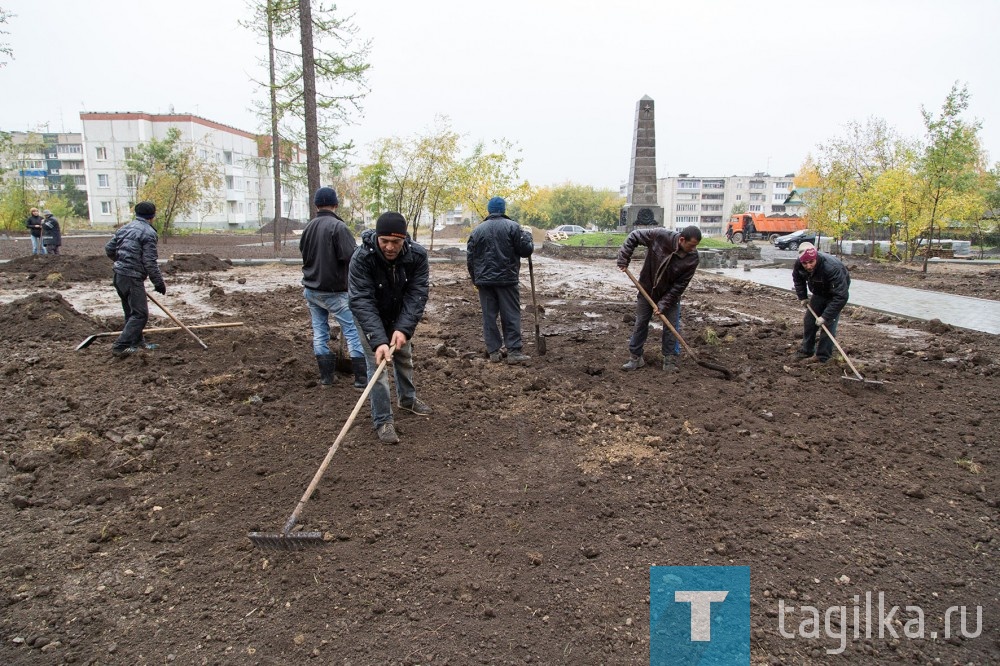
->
[80, 112, 309, 229]
[2, 131, 86, 196]
[658, 173, 802, 235]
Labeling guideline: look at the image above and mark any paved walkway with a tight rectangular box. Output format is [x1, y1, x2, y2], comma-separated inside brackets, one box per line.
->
[705, 267, 1000, 335]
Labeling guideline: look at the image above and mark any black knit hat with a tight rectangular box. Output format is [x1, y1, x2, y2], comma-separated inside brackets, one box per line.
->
[135, 201, 156, 219]
[375, 212, 407, 238]
[314, 187, 338, 207]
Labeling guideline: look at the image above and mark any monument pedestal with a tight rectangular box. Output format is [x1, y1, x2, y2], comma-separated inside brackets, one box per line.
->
[620, 204, 665, 231]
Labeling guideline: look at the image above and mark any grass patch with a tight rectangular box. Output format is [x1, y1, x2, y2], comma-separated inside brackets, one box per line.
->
[550, 232, 731, 249]
[954, 458, 982, 474]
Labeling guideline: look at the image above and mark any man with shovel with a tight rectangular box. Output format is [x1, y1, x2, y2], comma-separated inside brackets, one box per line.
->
[349, 212, 431, 444]
[792, 243, 850, 363]
[617, 225, 702, 372]
[104, 201, 167, 358]
[467, 196, 535, 365]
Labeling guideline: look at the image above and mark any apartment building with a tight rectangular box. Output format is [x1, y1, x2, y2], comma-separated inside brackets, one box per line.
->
[4, 131, 87, 196]
[658, 173, 802, 235]
[79, 112, 308, 229]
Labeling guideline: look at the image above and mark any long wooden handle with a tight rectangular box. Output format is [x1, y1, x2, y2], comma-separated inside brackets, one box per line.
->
[806, 304, 864, 381]
[282, 344, 396, 533]
[146, 291, 209, 350]
[528, 255, 541, 327]
[94, 322, 243, 339]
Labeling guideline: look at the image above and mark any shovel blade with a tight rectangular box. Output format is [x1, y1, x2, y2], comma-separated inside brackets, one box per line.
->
[840, 374, 884, 387]
[248, 531, 325, 550]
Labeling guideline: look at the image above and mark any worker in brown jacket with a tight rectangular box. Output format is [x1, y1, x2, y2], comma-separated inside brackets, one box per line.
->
[617, 225, 702, 372]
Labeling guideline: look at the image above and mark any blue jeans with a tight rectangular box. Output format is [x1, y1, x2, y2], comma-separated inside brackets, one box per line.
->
[31, 235, 46, 255]
[802, 294, 840, 361]
[354, 317, 416, 429]
[303, 288, 363, 358]
[628, 296, 681, 357]
[478, 284, 523, 353]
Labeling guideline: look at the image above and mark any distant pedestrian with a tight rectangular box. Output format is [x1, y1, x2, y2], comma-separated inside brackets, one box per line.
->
[466, 196, 534, 364]
[349, 212, 431, 444]
[25, 207, 45, 255]
[41, 210, 62, 255]
[792, 243, 851, 363]
[299, 186, 367, 388]
[617, 225, 702, 372]
[104, 201, 167, 358]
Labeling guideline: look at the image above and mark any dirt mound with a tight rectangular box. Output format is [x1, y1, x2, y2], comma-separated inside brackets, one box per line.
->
[0, 254, 113, 282]
[162, 253, 233, 273]
[257, 217, 305, 235]
[0, 292, 101, 342]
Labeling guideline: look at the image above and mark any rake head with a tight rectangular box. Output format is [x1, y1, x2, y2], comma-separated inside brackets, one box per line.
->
[248, 530, 326, 550]
[840, 374, 884, 388]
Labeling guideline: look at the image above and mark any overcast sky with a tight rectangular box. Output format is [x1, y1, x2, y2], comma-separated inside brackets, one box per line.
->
[2, 0, 997, 189]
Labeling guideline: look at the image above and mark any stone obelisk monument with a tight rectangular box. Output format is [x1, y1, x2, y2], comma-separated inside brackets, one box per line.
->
[620, 95, 664, 230]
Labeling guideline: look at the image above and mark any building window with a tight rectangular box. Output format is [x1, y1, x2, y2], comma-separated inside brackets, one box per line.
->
[224, 151, 233, 165]
[701, 193, 724, 200]
[749, 204, 763, 212]
[773, 193, 787, 202]
[702, 180, 724, 189]
[61, 144, 82, 154]
[749, 180, 765, 190]
[126, 175, 136, 189]
[95, 147, 107, 160]
[772, 205, 786, 213]
[675, 203, 697, 212]
[750, 193, 765, 202]
[123, 147, 133, 159]
[73, 175, 86, 186]
[774, 181, 792, 189]
[735, 194, 742, 201]
[701, 204, 722, 212]
[100, 201, 112, 214]
[677, 180, 700, 189]
[226, 175, 235, 189]
[675, 216, 699, 224]
[98, 174, 110, 188]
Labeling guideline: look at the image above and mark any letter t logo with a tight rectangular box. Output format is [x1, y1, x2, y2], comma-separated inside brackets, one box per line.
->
[675, 590, 729, 641]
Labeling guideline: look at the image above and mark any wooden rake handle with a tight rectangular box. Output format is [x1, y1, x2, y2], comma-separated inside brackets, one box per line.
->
[282, 344, 396, 534]
[146, 290, 209, 350]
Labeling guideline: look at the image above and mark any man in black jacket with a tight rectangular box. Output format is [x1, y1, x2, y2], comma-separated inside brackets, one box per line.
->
[792, 244, 850, 363]
[348, 212, 431, 444]
[41, 210, 62, 255]
[104, 201, 167, 358]
[25, 207, 45, 255]
[617, 225, 702, 372]
[299, 186, 366, 388]
[467, 196, 535, 364]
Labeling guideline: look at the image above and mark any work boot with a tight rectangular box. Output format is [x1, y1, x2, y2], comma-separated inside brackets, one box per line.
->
[111, 346, 140, 358]
[351, 356, 368, 389]
[376, 422, 400, 444]
[794, 350, 813, 361]
[488, 350, 504, 363]
[142, 340, 160, 350]
[316, 353, 337, 385]
[506, 349, 531, 365]
[662, 356, 678, 372]
[398, 397, 432, 416]
[621, 354, 645, 371]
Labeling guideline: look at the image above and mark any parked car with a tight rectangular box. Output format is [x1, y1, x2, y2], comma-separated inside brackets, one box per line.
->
[552, 225, 587, 236]
[773, 229, 818, 251]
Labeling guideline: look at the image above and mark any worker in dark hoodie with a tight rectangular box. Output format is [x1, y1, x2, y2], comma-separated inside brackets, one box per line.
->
[348, 212, 431, 444]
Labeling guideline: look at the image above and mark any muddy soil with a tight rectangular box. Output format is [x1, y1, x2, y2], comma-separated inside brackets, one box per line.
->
[0, 247, 998, 665]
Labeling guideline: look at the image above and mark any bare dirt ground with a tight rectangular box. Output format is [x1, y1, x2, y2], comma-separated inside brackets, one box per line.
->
[0, 235, 998, 665]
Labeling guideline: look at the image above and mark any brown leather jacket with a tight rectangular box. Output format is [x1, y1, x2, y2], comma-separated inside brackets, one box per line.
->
[617, 228, 699, 311]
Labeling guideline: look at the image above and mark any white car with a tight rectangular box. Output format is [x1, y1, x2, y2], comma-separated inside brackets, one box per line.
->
[552, 225, 587, 236]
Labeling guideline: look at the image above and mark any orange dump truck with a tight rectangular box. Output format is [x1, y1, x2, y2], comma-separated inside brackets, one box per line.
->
[725, 213, 806, 243]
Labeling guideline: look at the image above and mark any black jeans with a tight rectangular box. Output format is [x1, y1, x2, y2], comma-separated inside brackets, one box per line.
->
[478, 285, 523, 353]
[801, 294, 840, 361]
[112, 274, 148, 350]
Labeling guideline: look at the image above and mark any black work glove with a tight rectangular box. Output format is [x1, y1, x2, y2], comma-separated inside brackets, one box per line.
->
[154, 283, 167, 295]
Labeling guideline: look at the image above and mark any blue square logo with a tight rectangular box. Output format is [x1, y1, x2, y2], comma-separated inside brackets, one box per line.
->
[650, 566, 750, 665]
